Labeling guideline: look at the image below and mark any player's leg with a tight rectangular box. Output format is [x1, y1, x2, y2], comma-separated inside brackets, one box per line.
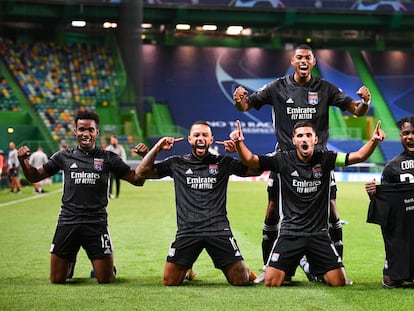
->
[84, 223, 116, 283]
[206, 235, 255, 286]
[163, 236, 202, 286]
[163, 262, 190, 285]
[257, 172, 280, 283]
[50, 254, 76, 283]
[323, 267, 346, 287]
[222, 261, 255, 286]
[382, 274, 404, 288]
[307, 235, 346, 287]
[329, 173, 343, 259]
[265, 235, 303, 287]
[115, 176, 121, 198]
[49, 225, 80, 283]
[91, 254, 116, 283]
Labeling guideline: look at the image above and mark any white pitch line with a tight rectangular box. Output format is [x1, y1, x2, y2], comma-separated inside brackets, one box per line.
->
[0, 189, 61, 207]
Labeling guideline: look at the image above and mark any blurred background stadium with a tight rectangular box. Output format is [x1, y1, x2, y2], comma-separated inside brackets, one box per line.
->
[1, 0, 413, 188]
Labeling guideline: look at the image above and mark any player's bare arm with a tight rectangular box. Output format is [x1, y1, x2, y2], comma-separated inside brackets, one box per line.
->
[348, 120, 385, 164]
[348, 85, 371, 116]
[120, 143, 150, 186]
[136, 137, 183, 179]
[17, 146, 50, 182]
[229, 120, 260, 168]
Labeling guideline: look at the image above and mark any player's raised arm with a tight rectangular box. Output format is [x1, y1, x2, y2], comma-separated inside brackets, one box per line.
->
[230, 120, 260, 168]
[136, 137, 184, 179]
[233, 86, 251, 112]
[347, 120, 385, 165]
[17, 146, 50, 182]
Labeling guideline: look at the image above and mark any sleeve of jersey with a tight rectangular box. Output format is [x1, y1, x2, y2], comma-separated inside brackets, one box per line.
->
[153, 157, 173, 178]
[328, 81, 353, 111]
[258, 154, 278, 172]
[249, 82, 273, 110]
[43, 151, 63, 176]
[109, 153, 131, 178]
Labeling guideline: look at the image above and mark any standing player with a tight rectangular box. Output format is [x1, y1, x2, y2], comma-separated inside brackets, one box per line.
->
[136, 121, 260, 286]
[230, 119, 385, 286]
[8, 141, 22, 194]
[17, 109, 147, 284]
[365, 116, 414, 288]
[233, 44, 371, 282]
[105, 135, 127, 198]
[29, 146, 48, 193]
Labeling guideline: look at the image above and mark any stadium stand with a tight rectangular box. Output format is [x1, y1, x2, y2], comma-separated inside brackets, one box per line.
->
[0, 36, 121, 145]
[362, 50, 414, 122]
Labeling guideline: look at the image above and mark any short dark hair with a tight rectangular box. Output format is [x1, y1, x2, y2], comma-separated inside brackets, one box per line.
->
[396, 116, 414, 130]
[75, 109, 100, 127]
[292, 120, 316, 135]
[295, 44, 313, 51]
[190, 120, 212, 134]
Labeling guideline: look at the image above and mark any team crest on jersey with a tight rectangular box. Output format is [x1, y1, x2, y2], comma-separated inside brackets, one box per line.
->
[312, 164, 323, 179]
[209, 164, 218, 175]
[308, 92, 319, 105]
[94, 158, 104, 171]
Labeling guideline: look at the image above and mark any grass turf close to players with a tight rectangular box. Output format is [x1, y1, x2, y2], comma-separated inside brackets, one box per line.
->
[0, 181, 413, 311]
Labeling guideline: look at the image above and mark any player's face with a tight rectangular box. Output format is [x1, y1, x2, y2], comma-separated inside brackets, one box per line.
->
[188, 124, 213, 159]
[400, 122, 414, 154]
[291, 48, 316, 84]
[292, 126, 318, 161]
[74, 119, 99, 151]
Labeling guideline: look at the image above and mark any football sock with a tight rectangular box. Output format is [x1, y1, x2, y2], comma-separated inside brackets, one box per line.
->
[262, 223, 279, 264]
[329, 220, 343, 259]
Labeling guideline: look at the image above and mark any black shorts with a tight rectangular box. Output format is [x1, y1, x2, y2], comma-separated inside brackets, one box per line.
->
[166, 235, 244, 269]
[8, 167, 18, 177]
[267, 170, 337, 201]
[50, 223, 113, 261]
[267, 234, 344, 277]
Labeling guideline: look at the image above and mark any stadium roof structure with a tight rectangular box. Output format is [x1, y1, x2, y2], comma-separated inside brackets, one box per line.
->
[1, 0, 414, 50]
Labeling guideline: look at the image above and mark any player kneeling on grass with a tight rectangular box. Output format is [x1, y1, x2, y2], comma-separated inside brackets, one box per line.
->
[230, 119, 385, 287]
[136, 120, 260, 286]
[17, 110, 148, 284]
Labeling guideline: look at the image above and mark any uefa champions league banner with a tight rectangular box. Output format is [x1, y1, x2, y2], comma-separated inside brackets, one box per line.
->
[142, 45, 297, 155]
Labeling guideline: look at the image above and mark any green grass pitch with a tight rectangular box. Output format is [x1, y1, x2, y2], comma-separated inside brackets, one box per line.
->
[0, 181, 412, 311]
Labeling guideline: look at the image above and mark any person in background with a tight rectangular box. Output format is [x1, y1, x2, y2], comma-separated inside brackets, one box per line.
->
[105, 135, 127, 198]
[0, 149, 4, 179]
[29, 146, 48, 193]
[233, 44, 371, 283]
[8, 141, 22, 194]
[17, 109, 147, 284]
[137, 120, 260, 286]
[365, 116, 414, 288]
[230, 119, 385, 287]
